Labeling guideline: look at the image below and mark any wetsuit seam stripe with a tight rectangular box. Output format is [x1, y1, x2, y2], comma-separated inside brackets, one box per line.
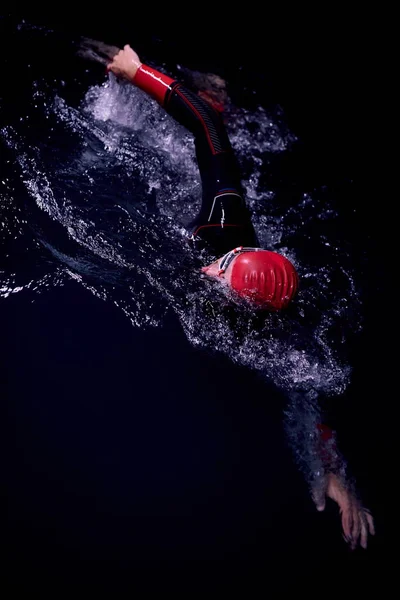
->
[172, 85, 225, 155]
[208, 192, 243, 222]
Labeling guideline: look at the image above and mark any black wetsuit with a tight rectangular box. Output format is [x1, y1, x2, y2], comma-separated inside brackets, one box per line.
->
[162, 81, 258, 256]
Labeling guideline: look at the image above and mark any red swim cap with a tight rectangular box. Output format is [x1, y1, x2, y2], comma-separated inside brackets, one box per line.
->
[229, 250, 299, 310]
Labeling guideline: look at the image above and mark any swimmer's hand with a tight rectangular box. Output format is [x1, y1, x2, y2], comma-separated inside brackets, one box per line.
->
[312, 472, 375, 550]
[106, 44, 142, 82]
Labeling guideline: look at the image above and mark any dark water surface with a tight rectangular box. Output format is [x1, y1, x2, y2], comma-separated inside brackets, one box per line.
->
[1, 11, 389, 590]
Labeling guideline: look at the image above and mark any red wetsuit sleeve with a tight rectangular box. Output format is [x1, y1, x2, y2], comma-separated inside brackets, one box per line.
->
[133, 64, 175, 107]
[316, 423, 339, 469]
[317, 423, 334, 443]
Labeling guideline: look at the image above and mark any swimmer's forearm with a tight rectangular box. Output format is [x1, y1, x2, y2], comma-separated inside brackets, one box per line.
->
[133, 65, 175, 107]
[316, 423, 348, 476]
[285, 408, 345, 488]
[316, 423, 338, 467]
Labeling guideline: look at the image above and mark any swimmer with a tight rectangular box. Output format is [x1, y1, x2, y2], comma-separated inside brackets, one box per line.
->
[106, 44, 299, 313]
[105, 44, 375, 549]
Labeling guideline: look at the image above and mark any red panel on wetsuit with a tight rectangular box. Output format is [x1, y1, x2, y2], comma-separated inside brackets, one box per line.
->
[317, 423, 334, 442]
[133, 64, 175, 106]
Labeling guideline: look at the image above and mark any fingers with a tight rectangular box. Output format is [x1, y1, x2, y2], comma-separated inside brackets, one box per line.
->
[341, 503, 353, 542]
[342, 506, 375, 550]
[360, 509, 376, 549]
[366, 511, 375, 536]
[342, 503, 362, 550]
[360, 515, 369, 549]
[105, 48, 126, 75]
[106, 51, 120, 75]
[350, 503, 361, 550]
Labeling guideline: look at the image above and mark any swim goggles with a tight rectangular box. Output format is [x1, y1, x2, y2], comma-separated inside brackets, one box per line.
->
[218, 246, 262, 276]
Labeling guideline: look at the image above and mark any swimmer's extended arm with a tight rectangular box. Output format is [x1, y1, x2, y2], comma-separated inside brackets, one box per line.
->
[106, 44, 244, 198]
[106, 44, 230, 140]
[285, 397, 375, 550]
[313, 423, 375, 549]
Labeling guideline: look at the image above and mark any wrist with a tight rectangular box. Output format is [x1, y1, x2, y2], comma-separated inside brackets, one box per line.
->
[128, 60, 142, 81]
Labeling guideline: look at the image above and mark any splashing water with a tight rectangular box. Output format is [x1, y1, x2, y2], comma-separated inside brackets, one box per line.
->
[1, 59, 363, 488]
[1, 69, 361, 385]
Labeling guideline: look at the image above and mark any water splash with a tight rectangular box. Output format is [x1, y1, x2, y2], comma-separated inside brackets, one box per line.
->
[1, 71, 361, 393]
[1, 63, 364, 490]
